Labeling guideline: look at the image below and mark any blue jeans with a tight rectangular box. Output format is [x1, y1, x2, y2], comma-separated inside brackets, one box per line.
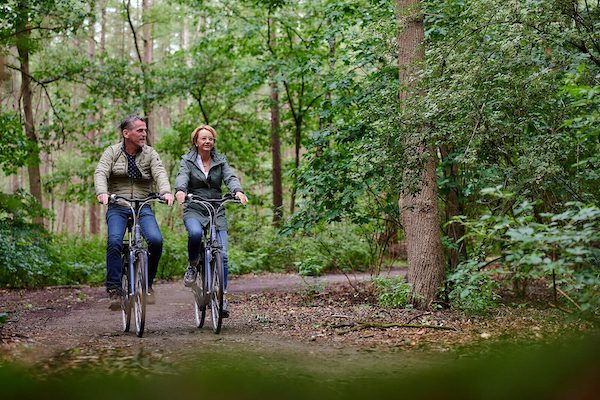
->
[184, 217, 229, 290]
[105, 205, 163, 290]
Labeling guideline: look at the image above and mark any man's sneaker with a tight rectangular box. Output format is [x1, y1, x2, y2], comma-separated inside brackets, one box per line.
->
[146, 286, 156, 305]
[221, 299, 230, 318]
[183, 265, 197, 287]
[107, 288, 122, 311]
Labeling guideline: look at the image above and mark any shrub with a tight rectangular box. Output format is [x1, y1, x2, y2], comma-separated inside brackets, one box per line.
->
[373, 276, 412, 308]
[447, 259, 500, 315]
[0, 220, 57, 288]
[53, 234, 106, 285]
[455, 199, 600, 315]
[157, 229, 188, 281]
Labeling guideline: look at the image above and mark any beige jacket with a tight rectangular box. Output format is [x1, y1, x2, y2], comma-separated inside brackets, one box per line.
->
[94, 142, 171, 202]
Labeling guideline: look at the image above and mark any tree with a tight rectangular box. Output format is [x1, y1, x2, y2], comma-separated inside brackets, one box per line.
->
[0, 0, 90, 225]
[397, 0, 444, 309]
[268, 15, 283, 226]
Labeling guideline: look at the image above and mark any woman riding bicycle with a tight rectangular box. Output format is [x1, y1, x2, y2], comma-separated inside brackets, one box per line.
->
[174, 124, 248, 316]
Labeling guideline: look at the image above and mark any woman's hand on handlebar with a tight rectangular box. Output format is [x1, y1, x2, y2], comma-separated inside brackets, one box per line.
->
[234, 191, 248, 205]
[175, 191, 186, 205]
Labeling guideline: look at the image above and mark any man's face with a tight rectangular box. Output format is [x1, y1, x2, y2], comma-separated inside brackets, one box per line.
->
[123, 119, 147, 149]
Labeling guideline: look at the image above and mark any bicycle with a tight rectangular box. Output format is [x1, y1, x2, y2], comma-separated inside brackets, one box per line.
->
[186, 193, 241, 334]
[109, 193, 165, 338]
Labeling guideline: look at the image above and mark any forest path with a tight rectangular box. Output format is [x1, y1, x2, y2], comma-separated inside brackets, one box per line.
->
[1, 269, 429, 375]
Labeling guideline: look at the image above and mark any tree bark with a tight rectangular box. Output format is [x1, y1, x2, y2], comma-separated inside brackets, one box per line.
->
[397, 0, 445, 309]
[142, 0, 155, 144]
[88, 10, 100, 235]
[269, 17, 283, 226]
[16, 1, 44, 225]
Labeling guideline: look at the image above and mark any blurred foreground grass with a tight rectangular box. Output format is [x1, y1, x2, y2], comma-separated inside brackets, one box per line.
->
[1, 333, 599, 400]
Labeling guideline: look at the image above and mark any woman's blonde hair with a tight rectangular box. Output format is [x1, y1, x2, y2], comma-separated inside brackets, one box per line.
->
[191, 124, 217, 147]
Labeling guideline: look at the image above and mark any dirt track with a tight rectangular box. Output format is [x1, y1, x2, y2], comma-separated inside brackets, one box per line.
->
[1, 268, 594, 375]
[1, 270, 431, 373]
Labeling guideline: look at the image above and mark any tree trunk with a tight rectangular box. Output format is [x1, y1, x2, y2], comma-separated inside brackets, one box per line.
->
[16, 3, 44, 225]
[142, 0, 155, 144]
[100, 0, 107, 52]
[269, 17, 283, 226]
[290, 119, 302, 215]
[397, 0, 444, 309]
[0, 54, 9, 82]
[88, 10, 100, 235]
[179, 16, 189, 117]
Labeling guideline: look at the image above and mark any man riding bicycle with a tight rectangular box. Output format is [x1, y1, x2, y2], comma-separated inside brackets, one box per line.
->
[94, 116, 174, 310]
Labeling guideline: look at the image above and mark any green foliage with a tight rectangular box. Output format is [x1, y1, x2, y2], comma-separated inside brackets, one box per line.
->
[447, 259, 500, 315]
[373, 276, 412, 308]
[156, 228, 188, 281]
[0, 219, 59, 288]
[229, 211, 373, 275]
[53, 234, 105, 285]
[229, 223, 295, 274]
[0, 190, 48, 223]
[0, 112, 36, 175]
[454, 195, 600, 315]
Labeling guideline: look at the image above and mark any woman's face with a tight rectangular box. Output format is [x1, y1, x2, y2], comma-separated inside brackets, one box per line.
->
[195, 129, 215, 152]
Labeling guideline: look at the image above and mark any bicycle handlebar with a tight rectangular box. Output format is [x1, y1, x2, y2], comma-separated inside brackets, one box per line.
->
[109, 193, 167, 205]
[185, 193, 241, 204]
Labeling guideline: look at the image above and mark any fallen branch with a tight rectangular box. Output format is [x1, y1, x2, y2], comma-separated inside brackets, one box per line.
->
[556, 288, 582, 311]
[405, 312, 431, 324]
[334, 321, 457, 333]
[548, 302, 573, 314]
[355, 321, 457, 331]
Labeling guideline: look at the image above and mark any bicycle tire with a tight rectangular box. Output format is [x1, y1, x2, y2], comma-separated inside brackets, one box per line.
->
[133, 251, 148, 337]
[209, 250, 224, 334]
[121, 251, 132, 332]
[193, 247, 209, 329]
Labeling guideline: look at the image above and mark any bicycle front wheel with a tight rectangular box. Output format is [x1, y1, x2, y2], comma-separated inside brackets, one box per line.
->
[121, 252, 132, 332]
[133, 251, 148, 337]
[209, 250, 224, 334]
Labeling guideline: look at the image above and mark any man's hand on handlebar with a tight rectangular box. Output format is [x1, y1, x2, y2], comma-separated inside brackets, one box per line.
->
[97, 193, 109, 205]
[162, 192, 174, 206]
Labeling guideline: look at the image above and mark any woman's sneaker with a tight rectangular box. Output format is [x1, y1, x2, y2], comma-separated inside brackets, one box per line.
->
[183, 265, 197, 287]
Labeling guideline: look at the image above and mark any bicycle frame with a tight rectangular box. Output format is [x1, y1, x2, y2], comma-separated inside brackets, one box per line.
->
[189, 193, 240, 291]
[187, 193, 240, 332]
[110, 193, 164, 337]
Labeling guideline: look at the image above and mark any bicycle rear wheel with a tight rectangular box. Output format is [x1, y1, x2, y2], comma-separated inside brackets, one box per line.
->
[209, 250, 224, 334]
[133, 251, 148, 337]
[121, 250, 132, 332]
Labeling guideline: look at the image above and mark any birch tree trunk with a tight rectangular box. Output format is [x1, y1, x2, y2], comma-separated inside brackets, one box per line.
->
[397, 0, 444, 309]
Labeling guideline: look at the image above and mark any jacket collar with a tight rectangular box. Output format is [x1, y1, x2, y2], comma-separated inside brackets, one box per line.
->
[183, 147, 225, 165]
